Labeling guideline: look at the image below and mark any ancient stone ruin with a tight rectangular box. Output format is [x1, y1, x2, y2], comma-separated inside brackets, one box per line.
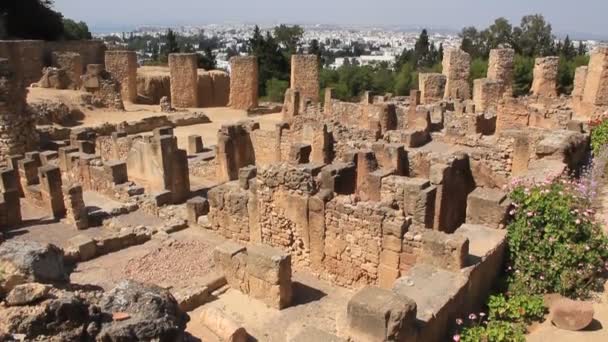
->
[0, 38, 606, 342]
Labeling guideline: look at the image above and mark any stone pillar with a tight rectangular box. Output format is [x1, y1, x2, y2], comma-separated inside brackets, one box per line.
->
[229, 56, 258, 110]
[0, 167, 21, 226]
[104, 50, 138, 102]
[169, 53, 199, 108]
[442, 48, 471, 100]
[38, 165, 65, 218]
[290, 54, 319, 103]
[583, 47, 608, 106]
[282, 88, 300, 122]
[324, 87, 333, 117]
[572, 66, 588, 116]
[487, 48, 515, 96]
[0, 58, 37, 161]
[531, 56, 559, 97]
[63, 183, 88, 230]
[419, 73, 446, 104]
[187, 135, 204, 155]
[52, 52, 83, 90]
[473, 78, 503, 113]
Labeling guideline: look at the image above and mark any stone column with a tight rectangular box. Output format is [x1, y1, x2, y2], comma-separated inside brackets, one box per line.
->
[487, 48, 515, 96]
[473, 78, 503, 113]
[169, 53, 199, 108]
[583, 47, 608, 106]
[63, 183, 88, 230]
[104, 50, 138, 102]
[282, 88, 300, 122]
[38, 165, 65, 218]
[228, 56, 258, 110]
[290, 54, 320, 103]
[531, 56, 559, 97]
[442, 48, 471, 100]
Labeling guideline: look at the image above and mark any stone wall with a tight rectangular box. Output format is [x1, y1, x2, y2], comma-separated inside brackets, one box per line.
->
[419, 73, 446, 104]
[0, 40, 45, 85]
[290, 54, 319, 103]
[198, 70, 230, 107]
[168, 53, 199, 108]
[442, 49, 471, 100]
[531, 56, 559, 97]
[0, 58, 38, 161]
[105, 50, 138, 103]
[44, 40, 106, 69]
[229, 56, 258, 110]
[473, 78, 502, 113]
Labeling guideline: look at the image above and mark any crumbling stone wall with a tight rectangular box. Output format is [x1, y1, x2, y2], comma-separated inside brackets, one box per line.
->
[487, 48, 514, 96]
[105, 50, 138, 103]
[0, 40, 45, 85]
[229, 56, 258, 110]
[0, 59, 38, 161]
[290, 54, 319, 103]
[582, 47, 608, 106]
[531, 56, 559, 97]
[216, 121, 257, 182]
[51, 52, 83, 90]
[169, 53, 199, 108]
[44, 40, 106, 68]
[442, 48, 471, 100]
[419, 73, 446, 104]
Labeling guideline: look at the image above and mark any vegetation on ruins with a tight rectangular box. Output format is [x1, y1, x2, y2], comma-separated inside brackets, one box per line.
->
[507, 180, 608, 298]
[591, 118, 608, 156]
[0, 0, 92, 41]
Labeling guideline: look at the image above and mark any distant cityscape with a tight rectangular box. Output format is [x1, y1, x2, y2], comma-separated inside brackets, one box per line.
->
[97, 23, 603, 71]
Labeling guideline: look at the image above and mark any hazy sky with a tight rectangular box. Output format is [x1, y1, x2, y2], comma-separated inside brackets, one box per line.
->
[53, 0, 608, 37]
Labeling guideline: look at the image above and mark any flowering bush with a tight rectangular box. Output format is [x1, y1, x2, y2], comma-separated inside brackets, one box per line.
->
[454, 314, 525, 342]
[590, 117, 608, 155]
[506, 180, 608, 298]
[487, 294, 546, 324]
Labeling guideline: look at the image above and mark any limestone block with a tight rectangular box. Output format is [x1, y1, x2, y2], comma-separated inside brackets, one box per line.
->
[550, 298, 594, 331]
[200, 307, 248, 342]
[487, 48, 514, 96]
[52, 52, 83, 90]
[419, 230, 469, 271]
[67, 234, 97, 261]
[466, 187, 510, 228]
[186, 196, 209, 224]
[583, 47, 608, 106]
[187, 135, 204, 155]
[347, 286, 417, 342]
[473, 78, 503, 113]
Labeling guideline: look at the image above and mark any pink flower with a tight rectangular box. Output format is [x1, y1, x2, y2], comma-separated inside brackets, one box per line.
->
[527, 211, 534, 217]
[469, 313, 477, 320]
[453, 335, 461, 342]
[456, 318, 463, 325]
[575, 219, 581, 224]
[479, 312, 486, 317]
[509, 210, 516, 216]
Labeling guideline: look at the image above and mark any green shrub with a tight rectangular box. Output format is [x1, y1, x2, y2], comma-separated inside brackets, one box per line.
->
[457, 320, 526, 342]
[507, 181, 608, 298]
[488, 294, 546, 324]
[265, 78, 289, 103]
[590, 118, 608, 156]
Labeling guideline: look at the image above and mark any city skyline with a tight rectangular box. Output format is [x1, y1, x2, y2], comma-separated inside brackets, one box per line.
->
[54, 0, 608, 39]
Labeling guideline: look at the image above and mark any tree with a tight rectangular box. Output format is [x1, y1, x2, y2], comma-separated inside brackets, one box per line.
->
[513, 14, 554, 57]
[460, 26, 487, 58]
[394, 62, 417, 95]
[273, 24, 304, 56]
[414, 29, 431, 67]
[198, 47, 217, 70]
[485, 17, 513, 50]
[577, 41, 587, 56]
[0, 0, 64, 40]
[62, 18, 91, 40]
[512, 55, 535, 96]
[248, 27, 289, 96]
[160, 29, 180, 63]
[560, 35, 576, 60]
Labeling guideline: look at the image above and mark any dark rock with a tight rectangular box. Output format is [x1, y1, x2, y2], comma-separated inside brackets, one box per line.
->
[97, 280, 189, 341]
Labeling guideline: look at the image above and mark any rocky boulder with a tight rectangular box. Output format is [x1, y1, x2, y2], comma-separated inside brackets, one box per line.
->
[0, 240, 68, 294]
[550, 297, 594, 331]
[5, 283, 51, 306]
[96, 280, 189, 341]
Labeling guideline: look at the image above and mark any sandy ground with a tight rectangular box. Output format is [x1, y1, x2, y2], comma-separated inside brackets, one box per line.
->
[28, 87, 283, 151]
